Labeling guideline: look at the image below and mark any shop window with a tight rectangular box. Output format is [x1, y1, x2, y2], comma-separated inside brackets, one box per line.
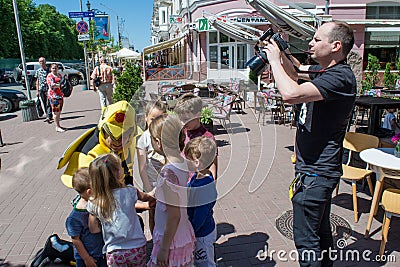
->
[219, 32, 234, 43]
[237, 44, 247, 69]
[209, 32, 218, 44]
[209, 46, 218, 69]
[366, 3, 400, 19]
[220, 46, 230, 69]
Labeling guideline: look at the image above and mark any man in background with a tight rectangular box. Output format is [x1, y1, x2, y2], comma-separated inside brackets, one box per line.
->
[91, 58, 114, 109]
[35, 57, 53, 122]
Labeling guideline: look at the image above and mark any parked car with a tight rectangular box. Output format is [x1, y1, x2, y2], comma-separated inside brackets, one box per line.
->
[0, 69, 14, 84]
[0, 89, 28, 113]
[0, 94, 7, 113]
[14, 61, 85, 89]
[5, 70, 15, 83]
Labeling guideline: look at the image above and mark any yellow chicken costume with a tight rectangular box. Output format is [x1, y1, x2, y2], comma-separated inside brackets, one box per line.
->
[57, 100, 142, 188]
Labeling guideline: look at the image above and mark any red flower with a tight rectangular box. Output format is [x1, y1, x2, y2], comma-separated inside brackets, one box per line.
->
[115, 112, 125, 123]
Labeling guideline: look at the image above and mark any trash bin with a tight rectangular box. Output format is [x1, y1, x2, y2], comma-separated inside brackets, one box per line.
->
[20, 100, 39, 122]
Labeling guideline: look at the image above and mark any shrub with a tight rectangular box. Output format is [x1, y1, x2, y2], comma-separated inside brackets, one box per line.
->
[200, 106, 213, 125]
[113, 62, 143, 103]
[383, 62, 399, 89]
[362, 54, 380, 93]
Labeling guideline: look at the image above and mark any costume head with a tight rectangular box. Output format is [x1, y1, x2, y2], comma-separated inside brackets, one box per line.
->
[58, 100, 138, 188]
[98, 100, 137, 148]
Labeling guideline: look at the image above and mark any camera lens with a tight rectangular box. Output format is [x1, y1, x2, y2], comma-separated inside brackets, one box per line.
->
[245, 51, 268, 76]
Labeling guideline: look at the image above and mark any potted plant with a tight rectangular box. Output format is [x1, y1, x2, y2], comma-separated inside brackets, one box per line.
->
[362, 54, 381, 94]
[392, 132, 400, 158]
[201, 106, 214, 133]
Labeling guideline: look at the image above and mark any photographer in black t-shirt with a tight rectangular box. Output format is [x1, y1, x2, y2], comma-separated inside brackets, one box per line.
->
[263, 21, 356, 267]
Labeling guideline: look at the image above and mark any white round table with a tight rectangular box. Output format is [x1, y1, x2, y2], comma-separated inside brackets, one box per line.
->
[360, 148, 400, 238]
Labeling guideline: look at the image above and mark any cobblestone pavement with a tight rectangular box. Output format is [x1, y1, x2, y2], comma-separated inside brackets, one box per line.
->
[0, 83, 399, 266]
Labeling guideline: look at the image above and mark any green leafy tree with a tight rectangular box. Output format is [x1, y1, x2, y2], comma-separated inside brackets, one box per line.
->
[383, 62, 399, 89]
[362, 54, 381, 93]
[113, 63, 143, 103]
[0, 0, 83, 59]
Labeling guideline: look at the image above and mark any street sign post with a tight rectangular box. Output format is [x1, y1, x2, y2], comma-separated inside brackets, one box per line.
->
[69, 11, 95, 18]
[78, 34, 90, 41]
[76, 20, 89, 34]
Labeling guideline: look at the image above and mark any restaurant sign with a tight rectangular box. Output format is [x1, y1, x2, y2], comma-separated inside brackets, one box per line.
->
[232, 16, 269, 24]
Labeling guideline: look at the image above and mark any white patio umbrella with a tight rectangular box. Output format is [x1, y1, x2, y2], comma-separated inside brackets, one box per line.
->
[246, 0, 315, 40]
[210, 19, 260, 44]
[117, 48, 141, 60]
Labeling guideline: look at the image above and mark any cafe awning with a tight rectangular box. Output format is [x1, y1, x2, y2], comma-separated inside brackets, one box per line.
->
[346, 19, 400, 26]
[143, 36, 185, 55]
[210, 19, 260, 44]
[246, 0, 315, 40]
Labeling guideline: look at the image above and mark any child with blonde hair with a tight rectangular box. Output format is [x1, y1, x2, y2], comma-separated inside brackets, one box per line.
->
[87, 153, 155, 267]
[137, 100, 167, 235]
[66, 168, 106, 267]
[148, 114, 195, 267]
[184, 136, 218, 267]
[137, 100, 167, 192]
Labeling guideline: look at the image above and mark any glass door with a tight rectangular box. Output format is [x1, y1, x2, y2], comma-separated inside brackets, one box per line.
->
[220, 46, 231, 69]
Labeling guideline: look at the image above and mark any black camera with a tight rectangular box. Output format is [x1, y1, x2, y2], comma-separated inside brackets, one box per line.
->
[245, 29, 289, 76]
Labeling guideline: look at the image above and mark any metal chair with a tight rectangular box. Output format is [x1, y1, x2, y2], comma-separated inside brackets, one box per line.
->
[207, 82, 218, 98]
[256, 93, 278, 126]
[210, 95, 235, 133]
[336, 132, 380, 222]
[229, 81, 245, 113]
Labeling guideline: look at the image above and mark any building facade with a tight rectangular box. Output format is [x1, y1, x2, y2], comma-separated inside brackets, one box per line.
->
[148, 0, 400, 82]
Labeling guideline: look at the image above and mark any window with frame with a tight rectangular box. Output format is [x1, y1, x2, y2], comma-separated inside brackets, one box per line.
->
[208, 31, 248, 70]
[366, 3, 400, 19]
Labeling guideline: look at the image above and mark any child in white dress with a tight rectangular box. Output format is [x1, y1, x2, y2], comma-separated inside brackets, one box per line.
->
[147, 114, 195, 267]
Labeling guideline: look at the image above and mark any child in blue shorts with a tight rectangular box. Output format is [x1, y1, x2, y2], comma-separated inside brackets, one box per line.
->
[66, 168, 106, 267]
[184, 136, 218, 266]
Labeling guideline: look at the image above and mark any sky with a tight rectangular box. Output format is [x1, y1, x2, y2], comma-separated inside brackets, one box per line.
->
[33, 0, 154, 51]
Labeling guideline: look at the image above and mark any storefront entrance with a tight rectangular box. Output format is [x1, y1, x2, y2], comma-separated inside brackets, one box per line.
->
[207, 31, 249, 81]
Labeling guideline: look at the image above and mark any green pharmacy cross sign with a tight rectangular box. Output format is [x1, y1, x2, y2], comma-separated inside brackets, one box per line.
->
[198, 18, 211, 32]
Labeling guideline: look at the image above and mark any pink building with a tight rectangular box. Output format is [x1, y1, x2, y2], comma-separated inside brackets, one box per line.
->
[147, 0, 400, 82]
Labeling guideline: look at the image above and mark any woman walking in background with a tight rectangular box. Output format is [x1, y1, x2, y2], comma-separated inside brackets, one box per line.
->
[46, 63, 65, 132]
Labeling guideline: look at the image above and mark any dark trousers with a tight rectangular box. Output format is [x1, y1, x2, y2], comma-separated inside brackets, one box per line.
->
[39, 90, 52, 119]
[292, 174, 339, 267]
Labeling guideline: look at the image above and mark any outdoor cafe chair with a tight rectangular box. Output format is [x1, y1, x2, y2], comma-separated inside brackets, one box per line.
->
[379, 188, 400, 260]
[207, 82, 218, 98]
[256, 92, 278, 126]
[271, 94, 292, 125]
[210, 94, 235, 133]
[336, 132, 380, 222]
[229, 81, 245, 113]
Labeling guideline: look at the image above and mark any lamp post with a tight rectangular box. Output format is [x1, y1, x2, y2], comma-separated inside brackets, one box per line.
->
[13, 0, 38, 122]
[79, 0, 91, 91]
